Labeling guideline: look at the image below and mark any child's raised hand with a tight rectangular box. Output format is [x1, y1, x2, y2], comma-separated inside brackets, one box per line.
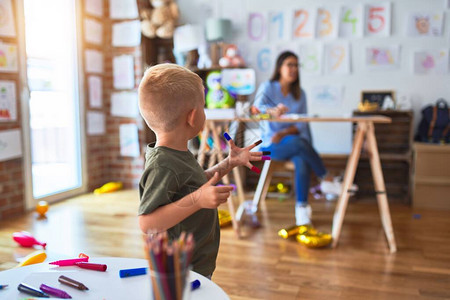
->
[195, 172, 234, 209]
[224, 133, 271, 174]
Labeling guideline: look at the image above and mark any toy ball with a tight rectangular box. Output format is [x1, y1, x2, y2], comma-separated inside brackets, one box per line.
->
[36, 201, 49, 216]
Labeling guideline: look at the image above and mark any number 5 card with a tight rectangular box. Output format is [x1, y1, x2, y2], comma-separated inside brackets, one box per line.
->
[364, 2, 391, 37]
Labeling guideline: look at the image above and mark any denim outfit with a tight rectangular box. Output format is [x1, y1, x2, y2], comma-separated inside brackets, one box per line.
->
[253, 80, 327, 204]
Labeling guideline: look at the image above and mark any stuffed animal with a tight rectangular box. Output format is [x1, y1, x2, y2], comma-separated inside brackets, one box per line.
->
[141, 0, 179, 39]
[205, 71, 235, 109]
[219, 45, 245, 68]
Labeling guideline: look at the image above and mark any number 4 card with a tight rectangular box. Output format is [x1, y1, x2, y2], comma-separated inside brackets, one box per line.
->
[339, 4, 363, 38]
[364, 2, 391, 37]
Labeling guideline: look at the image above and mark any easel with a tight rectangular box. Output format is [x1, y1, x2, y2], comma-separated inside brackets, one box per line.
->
[197, 120, 245, 237]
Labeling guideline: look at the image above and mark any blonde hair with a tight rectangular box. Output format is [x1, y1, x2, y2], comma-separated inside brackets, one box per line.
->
[138, 63, 203, 132]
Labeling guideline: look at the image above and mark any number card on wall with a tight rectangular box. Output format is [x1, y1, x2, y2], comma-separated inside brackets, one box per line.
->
[365, 2, 391, 37]
[0, 80, 17, 121]
[299, 44, 323, 76]
[316, 7, 339, 39]
[406, 12, 444, 37]
[269, 11, 291, 42]
[248, 12, 268, 42]
[0, 0, 16, 37]
[365, 46, 400, 71]
[413, 50, 449, 74]
[292, 8, 316, 40]
[339, 5, 363, 38]
[324, 42, 350, 75]
[0, 43, 18, 72]
[251, 45, 274, 74]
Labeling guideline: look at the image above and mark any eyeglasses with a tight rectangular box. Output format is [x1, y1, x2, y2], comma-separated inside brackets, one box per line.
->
[283, 63, 300, 68]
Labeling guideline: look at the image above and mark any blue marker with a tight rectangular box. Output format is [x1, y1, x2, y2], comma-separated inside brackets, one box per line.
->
[0, 285, 8, 290]
[223, 132, 231, 141]
[191, 279, 201, 291]
[119, 267, 147, 278]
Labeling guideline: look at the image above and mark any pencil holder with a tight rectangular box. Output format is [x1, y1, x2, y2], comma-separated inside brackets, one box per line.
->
[149, 267, 191, 300]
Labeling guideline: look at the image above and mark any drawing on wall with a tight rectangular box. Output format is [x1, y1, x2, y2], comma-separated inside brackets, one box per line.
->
[112, 20, 141, 47]
[324, 42, 350, 75]
[366, 46, 400, 70]
[0, 129, 22, 162]
[339, 4, 363, 38]
[0, 80, 16, 121]
[111, 91, 139, 118]
[364, 2, 391, 37]
[120, 123, 140, 157]
[88, 76, 102, 108]
[0, 0, 16, 37]
[311, 85, 343, 106]
[86, 111, 105, 135]
[113, 55, 134, 89]
[109, 0, 138, 19]
[413, 50, 449, 74]
[316, 7, 339, 39]
[299, 44, 323, 76]
[84, 18, 103, 45]
[0, 43, 18, 72]
[221, 68, 256, 95]
[406, 12, 444, 36]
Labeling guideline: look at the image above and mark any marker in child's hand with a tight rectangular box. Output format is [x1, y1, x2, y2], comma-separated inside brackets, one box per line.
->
[223, 132, 231, 141]
[251, 166, 261, 174]
[262, 151, 271, 155]
[262, 156, 271, 161]
[254, 140, 262, 146]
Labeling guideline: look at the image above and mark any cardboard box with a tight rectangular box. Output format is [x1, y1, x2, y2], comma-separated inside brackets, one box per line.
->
[413, 143, 450, 210]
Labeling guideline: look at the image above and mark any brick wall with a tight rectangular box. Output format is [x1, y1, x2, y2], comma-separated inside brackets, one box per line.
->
[0, 0, 149, 220]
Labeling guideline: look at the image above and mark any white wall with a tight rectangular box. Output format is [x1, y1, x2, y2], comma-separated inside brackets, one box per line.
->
[178, 0, 450, 153]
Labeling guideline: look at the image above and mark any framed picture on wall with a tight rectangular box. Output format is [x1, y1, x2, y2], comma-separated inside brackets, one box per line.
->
[360, 90, 396, 111]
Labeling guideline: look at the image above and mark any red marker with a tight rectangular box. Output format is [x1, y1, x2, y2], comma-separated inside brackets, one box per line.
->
[74, 262, 107, 271]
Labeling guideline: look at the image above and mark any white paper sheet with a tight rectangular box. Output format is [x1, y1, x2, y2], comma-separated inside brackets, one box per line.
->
[109, 0, 138, 19]
[112, 20, 141, 47]
[365, 46, 401, 70]
[364, 3, 391, 37]
[299, 43, 323, 76]
[0, 129, 22, 162]
[406, 12, 444, 37]
[311, 85, 344, 106]
[88, 76, 102, 108]
[292, 8, 316, 40]
[111, 91, 139, 118]
[85, 0, 103, 17]
[339, 4, 363, 38]
[85, 49, 103, 73]
[84, 18, 103, 45]
[0, 80, 16, 121]
[324, 42, 351, 75]
[413, 50, 449, 74]
[120, 124, 140, 157]
[316, 6, 339, 39]
[0, 0, 16, 37]
[113, 55, 135, 89]
[0, 42, 18, 72]
[86, 111, 105, 135]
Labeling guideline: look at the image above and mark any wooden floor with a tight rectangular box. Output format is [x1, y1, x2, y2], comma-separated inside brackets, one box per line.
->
[1, 190, 450, 299]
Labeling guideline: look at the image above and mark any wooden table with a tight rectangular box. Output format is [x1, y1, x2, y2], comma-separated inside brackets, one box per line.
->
[198, 115, 397, 253]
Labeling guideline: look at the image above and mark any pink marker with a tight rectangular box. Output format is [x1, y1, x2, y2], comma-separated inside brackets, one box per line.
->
[49, 257, 89, 266]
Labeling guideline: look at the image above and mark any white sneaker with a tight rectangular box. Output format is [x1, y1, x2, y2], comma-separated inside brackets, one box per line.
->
[320, 178, 358, 197]
[295, 204, 312, 225]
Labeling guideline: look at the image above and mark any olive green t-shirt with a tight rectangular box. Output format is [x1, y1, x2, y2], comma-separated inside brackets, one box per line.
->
[139, 144, 220, 277]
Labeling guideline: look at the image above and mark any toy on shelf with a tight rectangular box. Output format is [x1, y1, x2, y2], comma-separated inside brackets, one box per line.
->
[219, 45, 245, 68]
[12, 231, 47, 249]
[205, 71, 235, 109]
[16, 250, 47, 267]
[94, 182, 123, 194]
[140, 0, 179, 39]
[35, 200, 49, 217]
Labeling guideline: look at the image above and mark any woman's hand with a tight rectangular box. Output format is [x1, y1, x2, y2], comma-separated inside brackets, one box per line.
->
[267, 104, 289, 118]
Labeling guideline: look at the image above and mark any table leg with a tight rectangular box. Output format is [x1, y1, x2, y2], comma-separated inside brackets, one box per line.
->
[366, 122, 397, 253]
[331, 122, 367, 248]
[209, 121, 241, 237]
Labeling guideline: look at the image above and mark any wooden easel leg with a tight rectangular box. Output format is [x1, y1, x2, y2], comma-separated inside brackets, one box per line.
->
[197, 123, 210, 167]
[331, 122, 367, 248]
[366, 122, 397, 253]
[209, 121, 241, 237]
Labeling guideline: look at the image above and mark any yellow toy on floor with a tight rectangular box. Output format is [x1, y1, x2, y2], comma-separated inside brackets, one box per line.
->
[16, 250, 47, 267]
[218, 210, 232, 227]
[278, 224, 332, 248]
[94, 182, 123, 194]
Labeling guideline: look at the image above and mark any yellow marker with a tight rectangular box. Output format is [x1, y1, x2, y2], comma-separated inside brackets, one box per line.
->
[16, 250, 47, 267]
[278, 225, 311, 239]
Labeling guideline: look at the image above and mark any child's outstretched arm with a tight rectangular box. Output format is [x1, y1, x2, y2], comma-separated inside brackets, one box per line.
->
[138, 172, 233, 233]
[204, 133, 271, 180]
